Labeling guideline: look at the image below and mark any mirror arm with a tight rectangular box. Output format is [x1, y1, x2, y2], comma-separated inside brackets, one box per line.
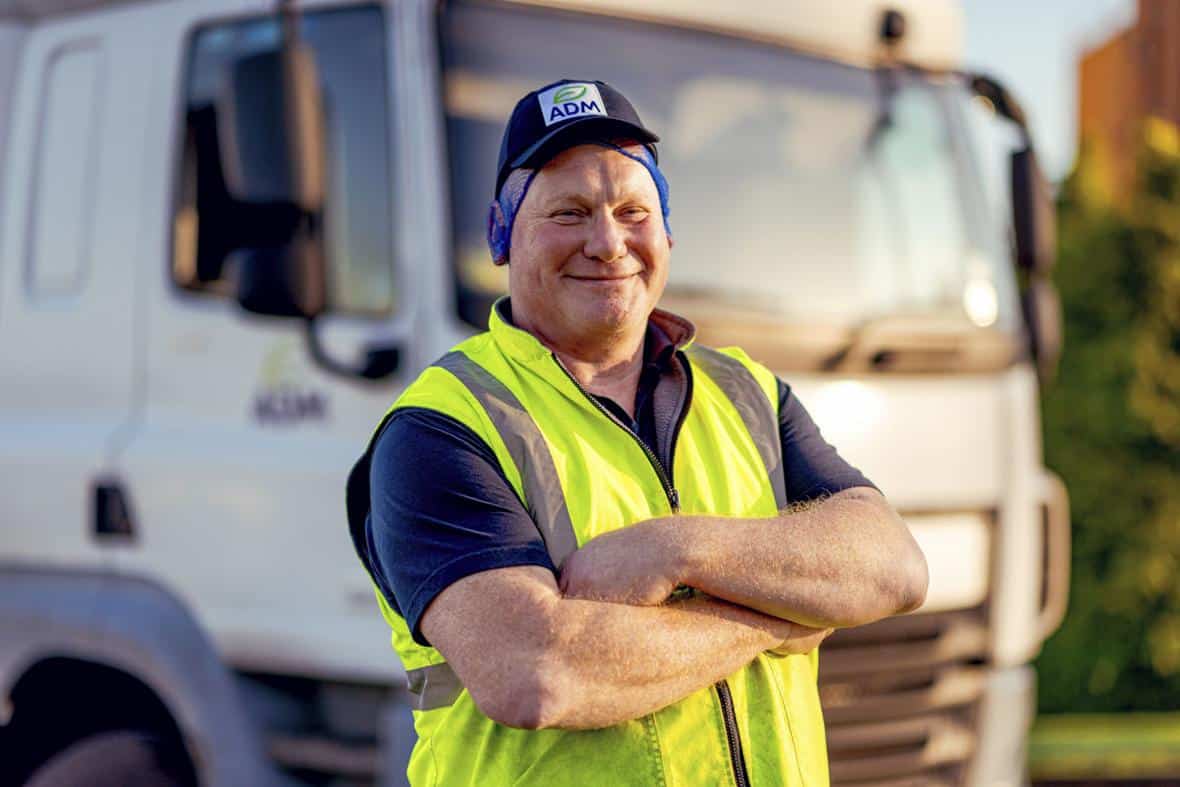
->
[279, 0, 300, 47]
[965, 71, 1042, 155]
[967, 73, 1028, 130]
[303, 318, 401, 382]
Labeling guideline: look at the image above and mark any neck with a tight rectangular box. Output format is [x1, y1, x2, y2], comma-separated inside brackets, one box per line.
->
[556, 341, 644, 413]
[517, 316, 647, 416]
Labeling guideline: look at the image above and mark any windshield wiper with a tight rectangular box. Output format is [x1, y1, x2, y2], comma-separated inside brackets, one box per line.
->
[820, 314, 1017, 373]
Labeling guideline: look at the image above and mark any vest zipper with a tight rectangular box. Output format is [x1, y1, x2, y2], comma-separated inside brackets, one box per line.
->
[664, 351, 693, 487]
[714, 681, 750, 787]
[671, 358, 747, 787]
[553, 354, 748, 784]
[551, 354, 680, 513]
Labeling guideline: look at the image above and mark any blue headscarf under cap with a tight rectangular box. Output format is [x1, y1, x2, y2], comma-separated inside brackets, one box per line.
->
[486, 142, 672, 265]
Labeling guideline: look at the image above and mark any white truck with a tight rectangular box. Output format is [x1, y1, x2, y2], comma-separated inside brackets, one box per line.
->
[0, 0, 1070, 785]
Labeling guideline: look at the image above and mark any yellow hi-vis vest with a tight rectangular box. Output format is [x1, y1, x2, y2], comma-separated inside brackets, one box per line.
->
[352, 303, 830, 786]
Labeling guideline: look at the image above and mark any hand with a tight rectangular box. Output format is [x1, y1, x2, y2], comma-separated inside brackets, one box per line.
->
[767, 621, 832, 656]
[559, 519, 682, 606]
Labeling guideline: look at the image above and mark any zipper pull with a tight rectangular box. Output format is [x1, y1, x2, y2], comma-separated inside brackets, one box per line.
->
[669, 488, 681, 513]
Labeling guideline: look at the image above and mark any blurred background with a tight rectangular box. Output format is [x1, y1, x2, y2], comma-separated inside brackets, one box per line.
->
[967, 0, 1180, 782]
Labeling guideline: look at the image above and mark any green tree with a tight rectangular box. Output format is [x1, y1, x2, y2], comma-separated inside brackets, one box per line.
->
[1037, 126, 1180, 712]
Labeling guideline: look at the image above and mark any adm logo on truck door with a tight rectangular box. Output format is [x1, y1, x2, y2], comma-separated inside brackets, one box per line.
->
[538, 83, 607, 126]
[253, 340, 328, 426]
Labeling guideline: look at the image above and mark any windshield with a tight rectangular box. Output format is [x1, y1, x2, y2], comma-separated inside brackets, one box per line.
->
[441, 1, 1019, 341]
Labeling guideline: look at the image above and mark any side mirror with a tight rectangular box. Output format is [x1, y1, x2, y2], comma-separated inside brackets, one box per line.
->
[1012, 147, 1057, 274]
[969, 72, 1061, 384]
[212, 8, 400, 382]
[970, 74, 1057, 274]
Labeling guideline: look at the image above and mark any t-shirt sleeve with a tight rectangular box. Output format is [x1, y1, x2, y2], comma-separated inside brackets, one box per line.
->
[366, 407, 555, 647]
[776, 378, 879, 503]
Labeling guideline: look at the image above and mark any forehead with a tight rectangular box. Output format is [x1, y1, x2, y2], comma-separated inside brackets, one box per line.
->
[530, 144, 657, 200]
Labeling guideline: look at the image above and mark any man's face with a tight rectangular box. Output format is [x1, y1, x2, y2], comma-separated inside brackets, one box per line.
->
[508, 144, 671, 349]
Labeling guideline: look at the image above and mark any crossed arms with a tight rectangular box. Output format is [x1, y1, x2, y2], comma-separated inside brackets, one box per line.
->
[419, 486, 928, 730]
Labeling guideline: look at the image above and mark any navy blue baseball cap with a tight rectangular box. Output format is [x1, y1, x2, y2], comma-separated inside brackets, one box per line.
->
[494, 78, 660, 196]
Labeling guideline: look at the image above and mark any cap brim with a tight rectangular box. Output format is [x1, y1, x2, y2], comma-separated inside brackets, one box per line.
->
[510, 116, 659, 172]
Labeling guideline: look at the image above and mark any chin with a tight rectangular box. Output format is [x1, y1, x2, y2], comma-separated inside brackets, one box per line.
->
[572, 296, 646, 335]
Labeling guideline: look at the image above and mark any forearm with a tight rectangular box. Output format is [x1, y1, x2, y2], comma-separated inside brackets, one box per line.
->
[422, 565, 824, 732]
[537, 594, 789, 730]
[671, 490, 928, 628]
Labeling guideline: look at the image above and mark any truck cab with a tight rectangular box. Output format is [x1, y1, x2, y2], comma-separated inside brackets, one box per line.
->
[0, 1, 1067, 785]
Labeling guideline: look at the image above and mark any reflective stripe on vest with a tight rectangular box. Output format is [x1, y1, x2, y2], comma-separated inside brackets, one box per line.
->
[398, 350, 584, 713]
[685, 345, 788, 510]
[435, 350, 580, 568]
[406, 662, 464, 711]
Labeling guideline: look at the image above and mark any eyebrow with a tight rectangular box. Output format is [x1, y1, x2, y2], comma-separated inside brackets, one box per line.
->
[544, 193, 587, 205]
[545, 185, 655, 206]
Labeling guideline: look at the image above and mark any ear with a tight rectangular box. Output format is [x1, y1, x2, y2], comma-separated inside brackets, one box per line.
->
[486, 200, 511, 265]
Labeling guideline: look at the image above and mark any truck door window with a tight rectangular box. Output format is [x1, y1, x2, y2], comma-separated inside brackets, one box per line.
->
[28, 44, 103, 297]
[173, 5, 396, 316]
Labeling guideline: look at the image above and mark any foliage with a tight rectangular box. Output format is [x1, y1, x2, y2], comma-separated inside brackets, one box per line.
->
[1036, 122, 1180, 712]
[1029, 712, 1180, 779]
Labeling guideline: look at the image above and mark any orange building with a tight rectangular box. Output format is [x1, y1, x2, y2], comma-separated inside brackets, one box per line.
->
[1078, 0, 1180, 197]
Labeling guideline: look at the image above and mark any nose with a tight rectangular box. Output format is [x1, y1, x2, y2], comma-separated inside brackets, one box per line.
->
[583, 211, 628, 263]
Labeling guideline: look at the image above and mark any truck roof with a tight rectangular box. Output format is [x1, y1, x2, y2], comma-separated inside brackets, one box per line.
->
[0, 0, 140, 21]
[505, 0, 963, 70]
[3, 0, 963, 70]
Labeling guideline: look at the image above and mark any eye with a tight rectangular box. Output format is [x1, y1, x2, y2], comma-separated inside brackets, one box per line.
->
[549, 208, 583, 221]
[619, 205, 651, 221]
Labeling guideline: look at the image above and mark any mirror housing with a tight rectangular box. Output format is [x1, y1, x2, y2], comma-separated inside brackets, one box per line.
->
[969, 73, 1057, 273]
[969, 71, 1061, 383]
[231, 237, 326, 319]
[1020, 276, 1063, 386]
[217, 6, 329, 321]
[1012, 146, 1057, 274]
[217, 44, 326, 211]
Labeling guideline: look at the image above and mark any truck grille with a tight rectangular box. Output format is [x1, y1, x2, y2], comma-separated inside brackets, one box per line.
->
[819, 607, 988, 786]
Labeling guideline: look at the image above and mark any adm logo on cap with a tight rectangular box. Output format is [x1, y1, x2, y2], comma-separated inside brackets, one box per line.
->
[537, 82, 607, 127]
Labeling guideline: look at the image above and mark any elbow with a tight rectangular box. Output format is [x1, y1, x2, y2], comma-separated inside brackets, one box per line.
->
[865, 494, 929, 616]
[478, 675, 569, 731]
[841, 493, 929, 622]
[844, 543, 925, 626]
[891, 539, 929, 615]
[470, 653, 575, 730]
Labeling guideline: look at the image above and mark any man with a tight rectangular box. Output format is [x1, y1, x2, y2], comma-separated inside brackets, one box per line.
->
[347, 79, 928, 786]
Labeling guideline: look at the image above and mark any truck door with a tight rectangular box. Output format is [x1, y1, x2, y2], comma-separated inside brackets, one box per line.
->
[113, 0, 418, 681]
[0, 14, 138, 570]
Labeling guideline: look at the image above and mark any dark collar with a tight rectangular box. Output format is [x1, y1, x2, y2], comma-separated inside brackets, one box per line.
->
[495, 298, 697, 370]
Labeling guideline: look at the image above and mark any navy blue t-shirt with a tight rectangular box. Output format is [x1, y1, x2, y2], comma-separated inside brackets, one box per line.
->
[363, 348, 877, 647]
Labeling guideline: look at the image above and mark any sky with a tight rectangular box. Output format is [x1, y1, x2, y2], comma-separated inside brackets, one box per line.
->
[962, 0, 1135, 182]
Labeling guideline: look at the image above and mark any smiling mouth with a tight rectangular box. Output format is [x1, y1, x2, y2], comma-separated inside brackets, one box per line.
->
[566, 273, 639, 282]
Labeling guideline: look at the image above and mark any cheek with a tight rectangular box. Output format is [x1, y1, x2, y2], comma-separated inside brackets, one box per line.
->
[516, 223, 580, 268]
[533, 223, 584, 257]
[636, 226, 671, 274]
[509, 226, 574, 298]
